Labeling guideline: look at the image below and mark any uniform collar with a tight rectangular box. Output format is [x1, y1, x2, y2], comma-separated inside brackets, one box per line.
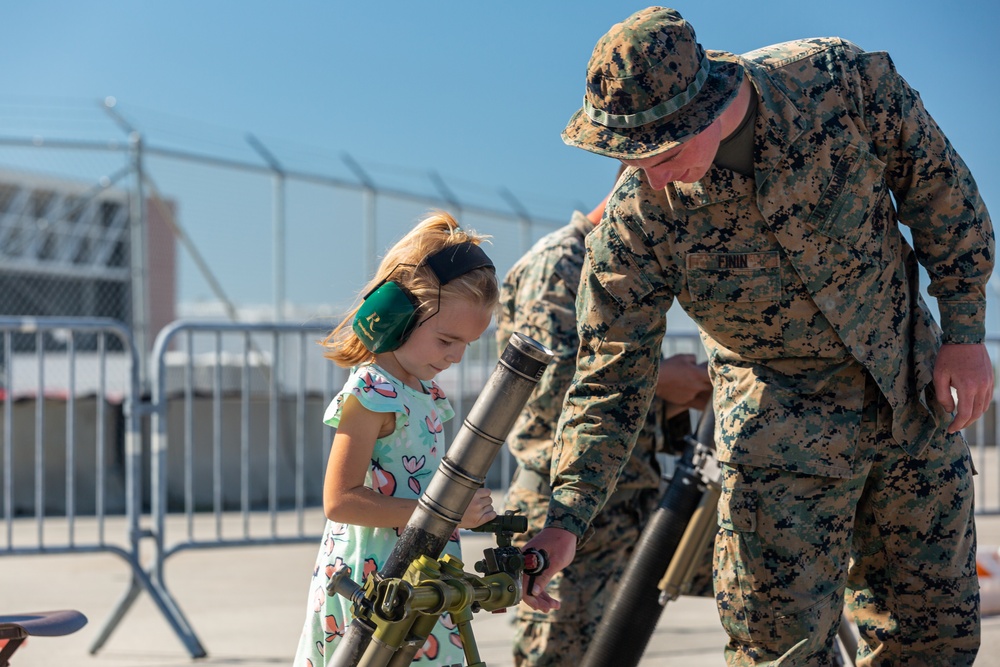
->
[669, 55, 809, 208]
[740, 56, 810, 189]
[569, 209, 596, 239]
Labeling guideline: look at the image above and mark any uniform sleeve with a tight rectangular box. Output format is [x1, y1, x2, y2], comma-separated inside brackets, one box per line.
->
[516, 253, 584, 412]
[547, 210, 674, 539]
[497, 243, 584, 473]
[857, 50, 994, 343]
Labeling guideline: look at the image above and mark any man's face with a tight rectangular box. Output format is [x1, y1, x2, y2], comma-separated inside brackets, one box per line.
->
[620, 116, 723, 188]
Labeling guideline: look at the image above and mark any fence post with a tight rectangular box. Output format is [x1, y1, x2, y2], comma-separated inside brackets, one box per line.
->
[246, 134, 287, 322]
[88, 320, 208, 658]
[129, 132, 150, 390]
[342, 153, 377, 279]
[499, 186, 534, 259]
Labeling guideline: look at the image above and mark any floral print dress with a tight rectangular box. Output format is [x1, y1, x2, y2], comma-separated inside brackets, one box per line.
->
[294, 363, 465, 666]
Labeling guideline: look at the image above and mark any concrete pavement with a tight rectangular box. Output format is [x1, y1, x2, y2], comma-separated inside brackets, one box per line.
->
[4, 515, 1000, 666]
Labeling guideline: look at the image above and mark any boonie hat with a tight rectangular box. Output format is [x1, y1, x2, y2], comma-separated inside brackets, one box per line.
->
[562, 6, 743, 159]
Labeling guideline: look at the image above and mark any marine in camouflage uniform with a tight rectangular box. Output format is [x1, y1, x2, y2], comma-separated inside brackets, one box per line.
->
[497, 199, 711, 666]
[526, 7, 994, 666]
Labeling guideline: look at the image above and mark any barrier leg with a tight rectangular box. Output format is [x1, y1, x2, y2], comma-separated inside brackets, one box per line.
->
[89, 562, 207, 658]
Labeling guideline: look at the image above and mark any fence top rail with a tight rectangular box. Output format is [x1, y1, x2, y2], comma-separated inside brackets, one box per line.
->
[0, 135, 565, 228]
[0, 316, 134, 341]
[154, 318, 335, 341]
[149, 318, 338, 399]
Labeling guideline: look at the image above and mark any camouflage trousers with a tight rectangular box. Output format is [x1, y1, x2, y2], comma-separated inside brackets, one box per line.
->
[715, 377, 980, 666]
[505, 472, 716, 667]
[505, 478, 656, 667]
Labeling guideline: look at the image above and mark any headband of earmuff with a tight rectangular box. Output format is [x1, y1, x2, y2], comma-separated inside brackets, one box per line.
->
[353, 242, 494, 353]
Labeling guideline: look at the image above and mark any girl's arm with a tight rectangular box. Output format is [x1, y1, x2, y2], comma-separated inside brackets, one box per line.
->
[324, 394, 498, 529]
[323, 394, 418, 527]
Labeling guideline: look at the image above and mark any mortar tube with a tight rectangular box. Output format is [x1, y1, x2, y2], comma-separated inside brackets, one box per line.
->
[658, 479, 722, 602]
[330, 332, 553, 667]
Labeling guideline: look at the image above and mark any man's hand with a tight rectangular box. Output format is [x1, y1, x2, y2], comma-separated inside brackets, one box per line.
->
[520, 527, 577, 612]
[656, 354, 712, 410]
[933, 343, 994, 433]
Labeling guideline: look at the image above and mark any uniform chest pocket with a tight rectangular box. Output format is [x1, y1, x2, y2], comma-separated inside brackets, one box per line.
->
[807, 143, 887, 251]
[686, 252, 782, 302]
[683, 252, 784, 358]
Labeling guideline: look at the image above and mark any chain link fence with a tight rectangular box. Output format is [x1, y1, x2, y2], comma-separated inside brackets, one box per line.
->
[0, 162, 133, 352]
[0, 99, 571, 390]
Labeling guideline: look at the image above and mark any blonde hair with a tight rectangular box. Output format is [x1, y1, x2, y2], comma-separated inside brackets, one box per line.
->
[322, 211, 498, 367]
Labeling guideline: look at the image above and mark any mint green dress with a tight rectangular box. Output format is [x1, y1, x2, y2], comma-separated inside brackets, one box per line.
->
[293, 363, 465, 666]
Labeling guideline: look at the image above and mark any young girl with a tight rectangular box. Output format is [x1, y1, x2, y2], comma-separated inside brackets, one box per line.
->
[294, 211, 499, 666]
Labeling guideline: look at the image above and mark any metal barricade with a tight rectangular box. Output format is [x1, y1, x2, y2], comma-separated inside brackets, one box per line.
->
[108, 319, 338, 656]
[147, 320, 339, 547]
[99, 318, 499, 658]
[0, 316, 139, 552]
[2, 316, 997, 660]
[972, 336, 1000, 515]
[0, 316, 197, 657]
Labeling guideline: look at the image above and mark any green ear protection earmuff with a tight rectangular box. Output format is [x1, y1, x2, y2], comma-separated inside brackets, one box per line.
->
[352, 281, 421, 354]
[353, 242, 494, 354]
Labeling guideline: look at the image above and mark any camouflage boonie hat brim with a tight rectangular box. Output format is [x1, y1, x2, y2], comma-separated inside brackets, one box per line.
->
[562, 6, 742, 160]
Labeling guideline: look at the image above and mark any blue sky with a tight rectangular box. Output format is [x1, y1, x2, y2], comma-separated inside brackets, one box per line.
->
[2, 0, 999, 330]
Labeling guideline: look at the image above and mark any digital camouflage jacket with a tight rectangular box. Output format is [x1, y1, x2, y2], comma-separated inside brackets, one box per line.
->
[548, 38, 994, 539]
[497, 211, 663, 492]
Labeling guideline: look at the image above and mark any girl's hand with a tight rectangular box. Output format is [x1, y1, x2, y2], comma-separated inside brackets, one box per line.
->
[458, 487, 497, 529]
